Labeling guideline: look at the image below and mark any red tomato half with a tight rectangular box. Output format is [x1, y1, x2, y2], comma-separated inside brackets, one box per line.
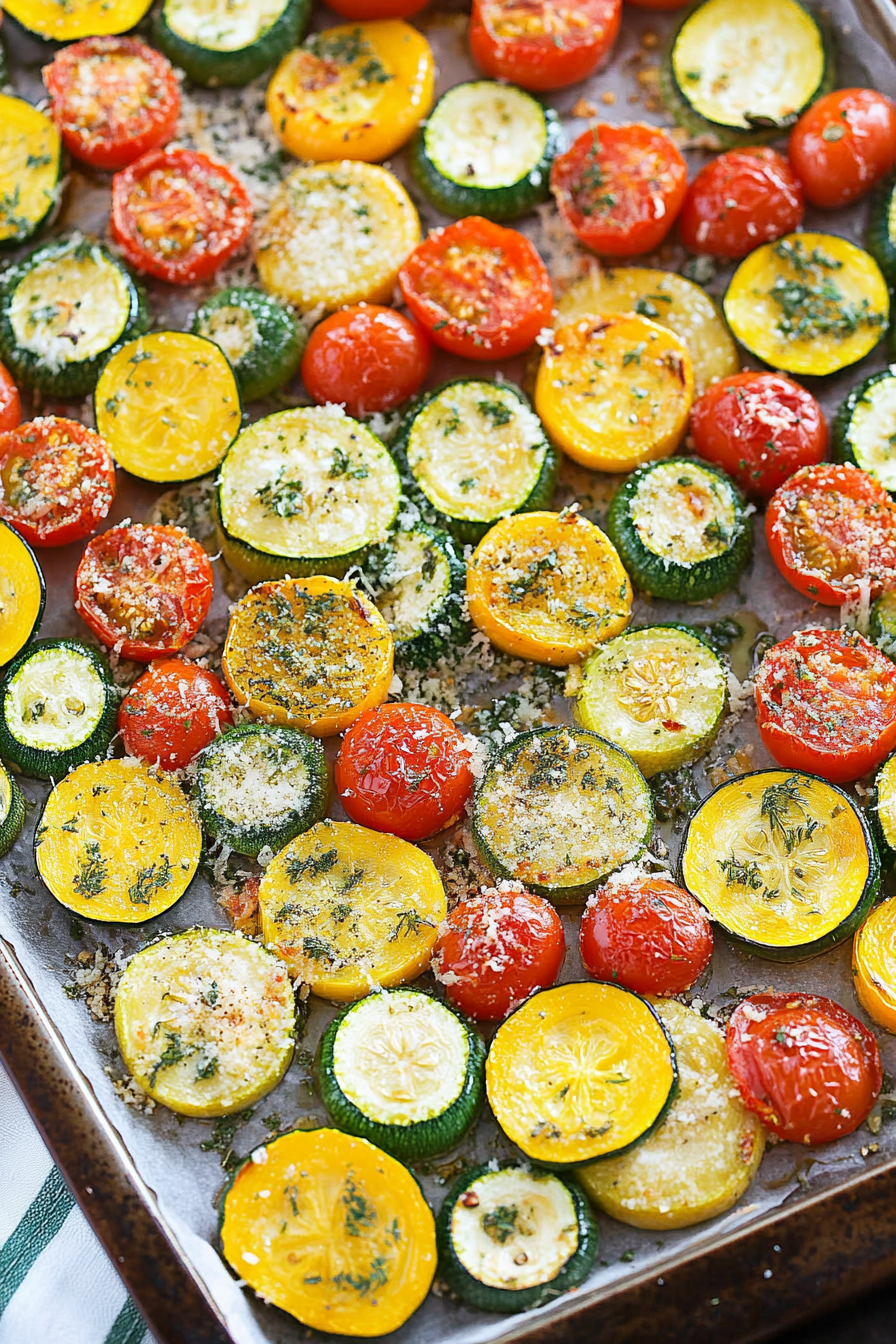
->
[43, 37, 180, 171]
[689, 372, 827, 499]
[551, 123, 687, 258]
[432, 883, 565, 1019]
[75, 523, 214, 661]
[727, 992, 881, 1145]
[0, 417, 115, 548]
[111, 148, 253, 285]
[0, 362, 22, 434]
[677, 148, 804, 259]
[119, 660, 233, 771]
[789, 88, 896, 209]
[301, 306, 430, 417]
[399, 217, 553, 360]
[327, 0, 427, 16]
[335, 702, 474, 841]
[754, 627, 896, 783]
[766, 463, 896, 605]
[580, 875, 712, 995]
[469, 0, 621, 92]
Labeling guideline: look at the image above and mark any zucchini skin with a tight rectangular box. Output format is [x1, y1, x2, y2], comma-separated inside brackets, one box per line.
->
[153, 0, 310, 86]
[191, 286, 304, 402]
[870, 591, 896, 660]
[832, 370, 896, 485]
[0, 763, 25, 858]
[365, 522, 472, 669]
[868, 176, 896, 288]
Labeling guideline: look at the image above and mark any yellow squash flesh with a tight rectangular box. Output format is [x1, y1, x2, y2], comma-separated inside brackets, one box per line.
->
[854, 897, 896, 1033]
[3, 0, 152, 38]
[0, 522, 44, 666]
[0, 95, 61, 245]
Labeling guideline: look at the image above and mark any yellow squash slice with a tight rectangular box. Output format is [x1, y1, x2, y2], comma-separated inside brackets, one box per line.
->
[854, 897, 896, 1033]
[0, 522, 44, 667]
[3, 0, 152, 39]
[0, 95, 62, 247]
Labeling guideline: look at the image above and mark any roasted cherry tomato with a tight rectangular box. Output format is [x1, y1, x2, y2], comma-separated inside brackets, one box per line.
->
[469, 0, 620, 92]
[727, 992, 881, 1145]
[579, 875, 713, 995]
[677, 148, 804, 259]
[432, 883, 565, 1019]
[766, 463, 896, 606]
[754, 627, 896, 783]
[75, 523, 214, 661]
[119, 659, 233, 771]
[0, 361, 21, 434]
[301, 305, 430, 417]
[399, 216, 553, 359]
[111, 147, 253, 285]
[690, 372, 827, 499]
[43, 36, 180, 171]
[550, 123, 687, 258]
[335, 702, 474, 841]
[0, 417, 115, 548]
[789, 88, 896, 209]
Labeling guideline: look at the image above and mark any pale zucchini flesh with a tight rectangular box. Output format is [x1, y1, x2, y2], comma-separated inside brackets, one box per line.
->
[164, 0, 291, 50]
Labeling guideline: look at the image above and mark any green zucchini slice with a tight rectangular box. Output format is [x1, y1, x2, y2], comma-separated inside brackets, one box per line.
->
[871, 591, 896, 660]
[114, 927, 296, 1116]
[153, 0, 309, 86]
[0, 235, 148, 398]
[193, 722, 328, 857]
[607, 458, 751, 602]
[394, 380, 557, 545]
[833, 369, 896, 492]
[0, 94, 62, 250]
[868, 175, 896, 288]
[318, 988, 485, 1161]
[191, 286, 304, 403]
[874, 753, 896, 866]
[472, 725, 653, 902]
[0, 639, 117, 780]
[680, 770, 879, 962]
[0, 760, 25, 858]
[409, 82, 560, 222]
[0, 521, 45, 668]
[436, 1163, 597, 1313]
[364, 521, 471, 669]
[215, 405, 402, 582]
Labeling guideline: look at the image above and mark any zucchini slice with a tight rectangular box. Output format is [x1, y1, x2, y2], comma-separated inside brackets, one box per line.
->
[154, 0, 309, 87]
[853, 896, 896, 1033]
[35, 758, 201, 923]
[193, 722, 328, 857]
[222, 576, 394, 736]
[95, 332, 241, 484]
[466, 510, 632, 666]
[578, 1000, 765, 1229]
[216, 405, 401, 583]
[395, 379, 557, 544]
[191, 286, 304, 401]
[258, 819, 446, 1000]
[868, 175, 896, 288]
[0, 760, 25, 859]
[680, 770, 879, 962]
[115, 928, 295, 1116]
[486, 982, 677, 1168]
[364, 522, 471, 669]
[871, 591, 896, 660]
[607, 458, 751, 602]
[318, 988, 485, 1160]
[472, 725, 653, 901]
[723, 233, 888, 378]
[219, 1128, 437, 1335]
[409, 82, 560, 222]
[0, 521, 44, 668]
[0, 639, 117, 780]
[437, 1163, 597, 1313]
[833, 369, 896, 492]
[574, 625, 727, 779]
[0, 94, 62, 250]
[534, 315, 694, 474]
[874, 752, 896, 864]
[2, 0, 152, 40]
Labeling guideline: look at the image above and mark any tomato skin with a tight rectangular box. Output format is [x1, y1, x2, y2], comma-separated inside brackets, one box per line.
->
[0, 363, 21, 434]
[327, 0, 427, 16]
[690, 372, 827, 499]
[111, 148, 253, 285]
[335, 702, 474, 841]
[469, 0, 621, 93]
[579, 877, 712, 995]
[677, 149, 804, 259]
[75, 523, 214, 662]
[301, 306, 431, 417]
[550, 123, 687, 258]
[119, 660, 233, 771]
[789, 88, 896, 209]
[0, 417, 115, 548]
[727, 993, 881, 1145]
[432, 884, 565, 1020]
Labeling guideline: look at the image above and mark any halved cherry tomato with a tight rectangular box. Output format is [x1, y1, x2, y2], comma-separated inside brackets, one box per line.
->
[43, 36, 180, 171]
[398, 216, 553, 359]
[690, 372, 827, 499]
[677, 148, 804, 259]
[0, 417, 115, 548]
[727, 992, 881, 1145]
[469, 0, 621, 92]
[766, 463, 896, 606]
[754, 627, 896, 783]
[579, 875, 712, 995]
[0, 362, 21, 434]
[789, 88, 896, 209]
[335, 702, 474, 841]
[550, 123, 687, 258]
[75, 523, 214, 661]
[301, 305, 430, 417]
[432, 883, 565, 1019]
[328, 0, 427, 16]
[119, 659, 233, 771]
[111, 148, 253, 285]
